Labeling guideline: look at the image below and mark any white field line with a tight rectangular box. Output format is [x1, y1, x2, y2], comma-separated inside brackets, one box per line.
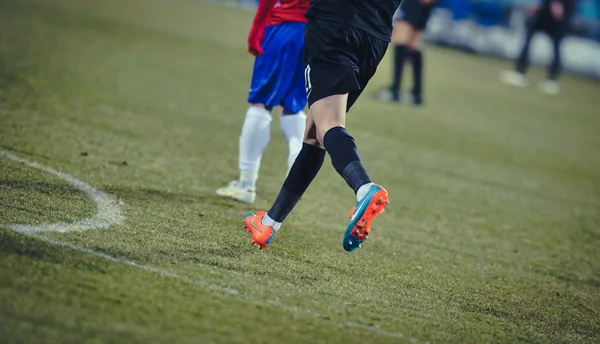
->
[1, 152, 124, 233]
[0, 152, 427, 343]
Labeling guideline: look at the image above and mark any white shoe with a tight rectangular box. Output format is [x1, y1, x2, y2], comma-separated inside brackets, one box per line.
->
[538, 80, 560, 95]
[216, 180, 256, 203]
[501, 70, 528, 88]
[373, 89, 400, 102]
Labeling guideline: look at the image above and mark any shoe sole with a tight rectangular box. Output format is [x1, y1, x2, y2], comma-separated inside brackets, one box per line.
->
[217, 189, 256, 203]
[351, 189, 389, 242]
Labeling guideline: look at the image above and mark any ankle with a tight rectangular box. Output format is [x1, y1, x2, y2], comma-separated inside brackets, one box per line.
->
[262, 212, 282, 231]
[239, 170, 257, 190]
[356, 182, 375, 201]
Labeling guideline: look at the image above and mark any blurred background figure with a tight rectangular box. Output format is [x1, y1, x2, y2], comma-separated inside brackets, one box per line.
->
[502, 0, 577, 95]
[374, 0, 438, 106]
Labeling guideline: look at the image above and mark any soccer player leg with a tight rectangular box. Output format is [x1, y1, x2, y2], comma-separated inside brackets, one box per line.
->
[245, 57, 331, 248]
[257, 105, 324, 247]
[218, 107, 269, 203]
[238, 103, 271, 186]
[244, 23, 324, 248]
[308, 31, 389, 251]
[217, 63, 273, 203]
[247, 113, 325, 249]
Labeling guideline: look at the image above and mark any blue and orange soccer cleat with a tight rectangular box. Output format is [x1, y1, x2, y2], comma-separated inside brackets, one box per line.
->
[343, 184, 389, 252]
[243, 211, 276, 249]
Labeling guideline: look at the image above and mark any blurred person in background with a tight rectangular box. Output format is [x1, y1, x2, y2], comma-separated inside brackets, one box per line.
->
[374, 0, 438, 106]
[216, 0, 309, 204]
[501, 0, 576, 95]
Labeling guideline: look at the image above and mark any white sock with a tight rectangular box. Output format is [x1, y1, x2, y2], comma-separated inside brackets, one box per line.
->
[261, 213, 282, 231]
[280, 111, 306, 170]
[238, 106, 272, 189]
[356, 182, 375, 201]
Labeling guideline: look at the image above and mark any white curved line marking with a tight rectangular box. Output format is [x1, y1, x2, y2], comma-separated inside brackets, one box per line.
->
[1, 152, 124, 233]
[1, 152, 425, 343]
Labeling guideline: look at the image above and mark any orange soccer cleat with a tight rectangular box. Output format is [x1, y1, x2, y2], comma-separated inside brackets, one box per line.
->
[243, 211, 276, 249]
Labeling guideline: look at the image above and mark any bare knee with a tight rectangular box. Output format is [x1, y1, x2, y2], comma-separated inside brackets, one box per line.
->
[304, 138, 322, 148]
[304, 123, 320, 147]
[302, 113, 323, 148]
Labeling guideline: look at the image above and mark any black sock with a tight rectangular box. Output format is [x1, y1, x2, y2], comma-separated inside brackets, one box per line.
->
[411, 49, 423, 97]
[267, 143, 325, 222]
[391, 44, 409, 93]
[323, 127, 371, 194]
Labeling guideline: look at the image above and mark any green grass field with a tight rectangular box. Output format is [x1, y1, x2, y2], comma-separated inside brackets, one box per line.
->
[1, 0, 599, 343]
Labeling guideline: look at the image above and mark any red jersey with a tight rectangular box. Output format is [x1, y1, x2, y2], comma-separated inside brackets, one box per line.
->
[267, 0, 310, 26]
[248, 0, 309, 56]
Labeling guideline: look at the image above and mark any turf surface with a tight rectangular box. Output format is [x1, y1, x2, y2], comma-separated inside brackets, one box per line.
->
[0, 0, 599, 343]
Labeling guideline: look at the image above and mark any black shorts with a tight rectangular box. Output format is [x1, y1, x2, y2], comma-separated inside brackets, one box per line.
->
[303, 21, 388, 112]
[394, 0, 433, 31]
